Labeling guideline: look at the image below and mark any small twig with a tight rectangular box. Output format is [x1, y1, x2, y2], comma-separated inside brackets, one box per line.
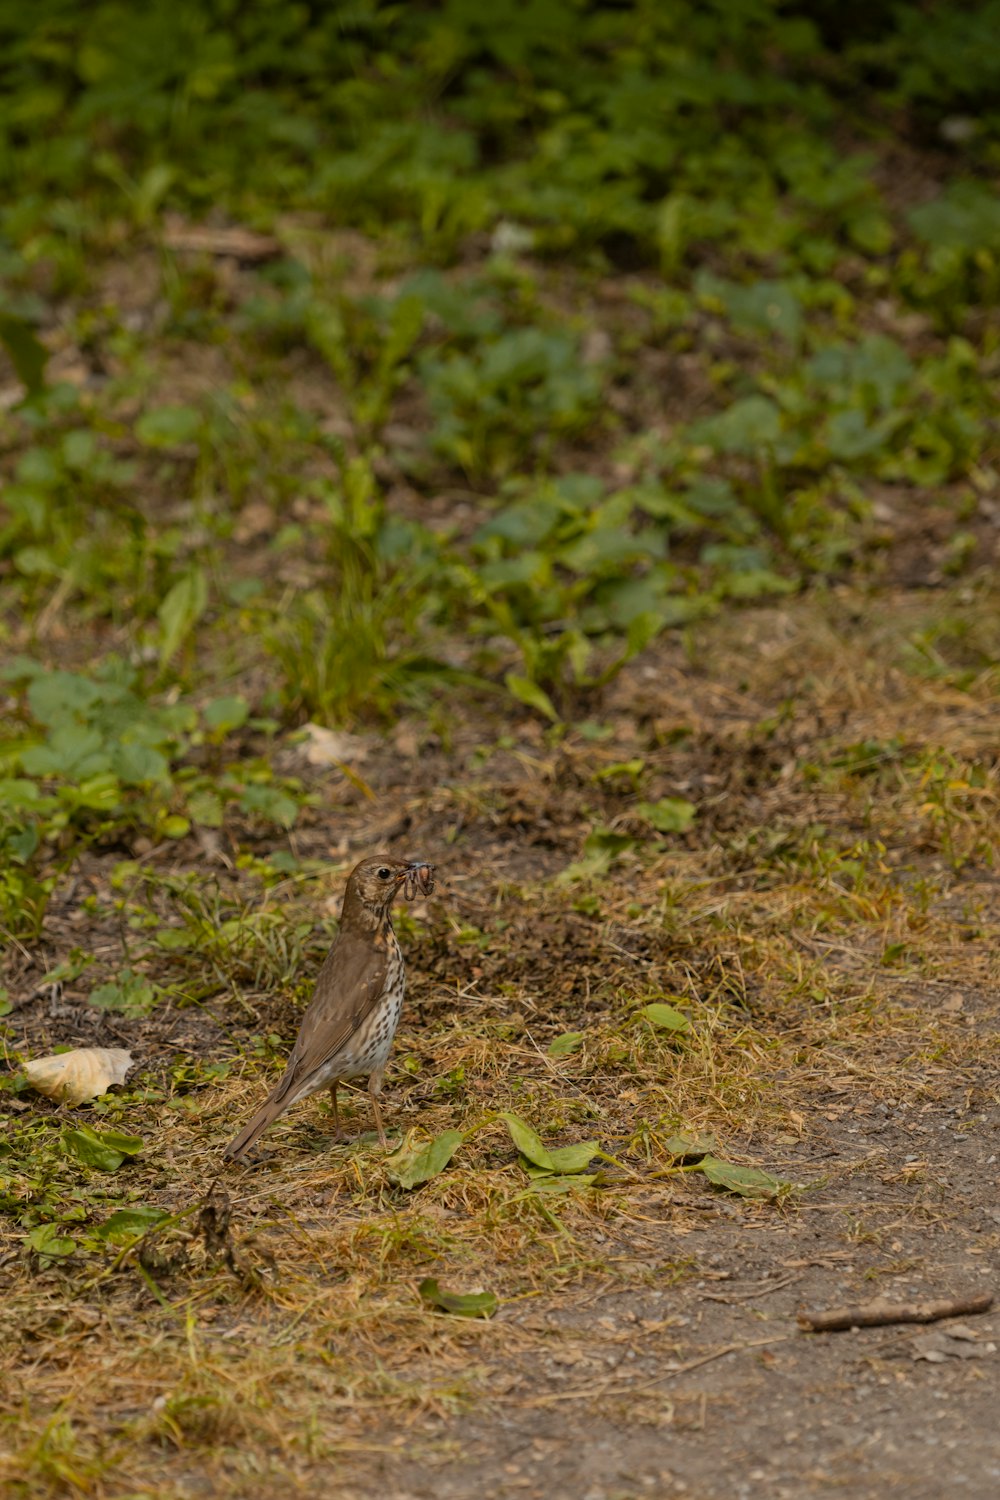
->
[518, 1336, 789, 1405]
[703, 1272, 803, 1304]
[798, 1292, 993, 1333]
[655, 1336, 790, 1378]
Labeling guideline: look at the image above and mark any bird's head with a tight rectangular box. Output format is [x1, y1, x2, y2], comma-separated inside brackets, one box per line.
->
[342, 856, 435, 929]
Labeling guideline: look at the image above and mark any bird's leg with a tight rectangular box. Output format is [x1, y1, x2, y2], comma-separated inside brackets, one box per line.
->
[368, 1069, 388, 1148]
[328, 1080, 341, 1141]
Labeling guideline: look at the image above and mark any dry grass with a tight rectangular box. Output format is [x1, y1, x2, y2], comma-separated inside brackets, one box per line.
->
[2, 585, 998, 1498]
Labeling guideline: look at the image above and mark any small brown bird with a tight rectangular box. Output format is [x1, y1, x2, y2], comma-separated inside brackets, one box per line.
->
[224, 855, 435, 1160]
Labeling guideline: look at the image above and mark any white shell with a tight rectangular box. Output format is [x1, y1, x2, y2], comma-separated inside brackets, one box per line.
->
[23, 1047, 134, 1105]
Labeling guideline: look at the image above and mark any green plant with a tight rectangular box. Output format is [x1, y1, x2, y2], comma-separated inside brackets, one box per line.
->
[421, 327, 603, 477]
[264, 459, 462, 724]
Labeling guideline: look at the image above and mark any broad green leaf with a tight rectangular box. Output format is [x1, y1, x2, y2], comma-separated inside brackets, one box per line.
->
[638, 797, 697, 834]
[498, 1112, 554, 1170]
[695, 395, 782, 455]
[638, 1002, 690, 1033]
[187, 788, 224, 827]
[27, 1223, 76, 1261]
[95, 1206, 168, 1242]
[419, 1277, 498, 1319]
[239, 784, 299, 828]
[499, 1113, 598, 1175]
[697, 1155, 788, 1201]
[135, 403, 203, 447]
[62, 1124, 143, 1172]
[543, 1141, 599, 1173]
[26, 671, 103, 726]
[21, 725, 109, 779]
[386, 1129, 464, 1189]
[505, 673, 559, 722]
[522, 1171, 600, 1192]
[203, 695, 249, 734]
[0, 778, 46, 809]
[158, 569, 208, 668]
[558, 828, 638, 883]
[547, 1031, 584, 1057]
[89, 972, 157, 1016]
[663, 1132, 716, 1161]
[111, 742, 170, 785]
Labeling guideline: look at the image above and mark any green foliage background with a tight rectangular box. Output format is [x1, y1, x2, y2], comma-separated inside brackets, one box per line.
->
[1, 0, 999, 937]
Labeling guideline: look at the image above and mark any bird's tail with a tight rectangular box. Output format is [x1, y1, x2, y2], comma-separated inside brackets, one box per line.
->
[224, 1093, 289, 1160]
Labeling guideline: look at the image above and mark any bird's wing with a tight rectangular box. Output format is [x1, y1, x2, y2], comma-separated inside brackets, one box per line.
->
[267, 927, 389, 1103]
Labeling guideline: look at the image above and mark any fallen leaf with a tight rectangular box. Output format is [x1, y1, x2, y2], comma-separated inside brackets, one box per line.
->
[95, 1207, 169, 1241]
[663, 1131, 716, 1161]
[499, 1112, 598, 1175]
[523, 1171, 601, 1191]
[386, 1129, 464, 1189]
[62, 1124, 143, 1172]
[638, 1001, 690, 1033]
[27, 1223, 76, 1263]
[547, 1031, 585, 1056]
[419, 1277, 498, 1319]
[299, 724, 371, 766]
[499, 1111, 555, 1170]
[23, 1047, 133, 1105]
[697, 1155, 790, 1201]
[543, 1141, 600, 1173]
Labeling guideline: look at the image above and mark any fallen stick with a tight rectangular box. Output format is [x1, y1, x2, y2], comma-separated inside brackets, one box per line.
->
[798, 1293, 993, 1333]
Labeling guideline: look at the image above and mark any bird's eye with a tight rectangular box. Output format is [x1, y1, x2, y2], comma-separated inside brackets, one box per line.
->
[377, 867, 391, 880]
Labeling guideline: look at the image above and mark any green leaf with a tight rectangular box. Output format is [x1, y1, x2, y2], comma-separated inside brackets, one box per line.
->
[385, 1129, 464, 1189]
[187, 787, 224, 827]
[111, 742, 170, 785]
[239, 784, 299, 829]
[0, 313, 48, 396]
[498, 1113, 597, 1174]
[418, 1278, 498, 1319]
[21, 725, 110, 779]
[27, 1223, 76, 1261]
[558, 828, 638, 883]
[88, 972, 157, 1016]
[544, 1141, 599, 1173]
[26, 671, 103, 726]
[62, 1124, 143, 1172]
[638, 1002, 690, 1034]
[695, 395, 782, 455]
[95, 1206, 168, 1242]
[160, 814, 191, 839]
[547, 1031, 585, 1056]
[663, 1132, 716, 1161]
[135, 404, 203, 447]
[697, 1155, 788, 1201]
[637, 797, 697, 833]
[505, 673, 559, 722]
[522, 1171, 600, 1192]
[203, 695, 250, 735]
[157, 569, 208, 668]
[498, 1112, 554, 1170]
